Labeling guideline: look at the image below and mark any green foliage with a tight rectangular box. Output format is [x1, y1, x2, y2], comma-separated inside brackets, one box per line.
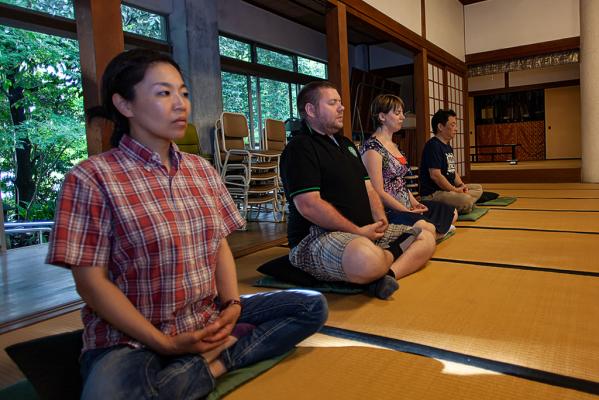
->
[219, 36, 251, 62]
[298, 56, 327, 79]
[256, 47, 294, 72]
[0, 26, 85, 223]
[121, 3, 166, 41]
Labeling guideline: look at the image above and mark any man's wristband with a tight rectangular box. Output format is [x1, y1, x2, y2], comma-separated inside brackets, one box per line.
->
[221, 299, 242, 311]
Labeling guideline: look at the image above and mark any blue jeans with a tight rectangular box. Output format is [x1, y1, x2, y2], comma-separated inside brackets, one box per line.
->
[79, 290, 327, 400]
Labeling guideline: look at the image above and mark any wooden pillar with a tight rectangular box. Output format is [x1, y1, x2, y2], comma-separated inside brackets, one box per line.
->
[74, 0, 124, 155]
[326, 3, 352, 139]
[462, 71, 471, 181]
[170, 0, 222, 155]
[580, 0, 599, 182]
[414, 49, 429, 165]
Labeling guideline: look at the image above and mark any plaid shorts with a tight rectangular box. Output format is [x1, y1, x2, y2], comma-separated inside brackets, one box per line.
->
[289, 224, 416, 282]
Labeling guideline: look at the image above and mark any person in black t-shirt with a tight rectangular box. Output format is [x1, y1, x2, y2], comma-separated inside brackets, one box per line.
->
[420, 109, 483, 214]
[280, 81, 436, 300]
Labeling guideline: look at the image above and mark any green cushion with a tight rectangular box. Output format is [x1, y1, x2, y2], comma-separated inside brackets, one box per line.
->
[1, 352, 294, 400]
[0, 349, 295, 400]
[206, 350, 293, 400]
[477, 197, 517, 206]
[457, 207, 489, 221]
[254, 276, 365, 294]
[0, 380, 38, 400]
[436, 229, 455, 243]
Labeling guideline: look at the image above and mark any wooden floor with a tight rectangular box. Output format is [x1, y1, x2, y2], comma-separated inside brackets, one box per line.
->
[470, 159, 582, 183]
[0, 221, 287, 334]
[471, 159, 582, 171]
[3, 184, 599, 398]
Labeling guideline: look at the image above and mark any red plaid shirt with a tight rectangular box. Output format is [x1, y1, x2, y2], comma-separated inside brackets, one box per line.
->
[47, 135, 245, 352]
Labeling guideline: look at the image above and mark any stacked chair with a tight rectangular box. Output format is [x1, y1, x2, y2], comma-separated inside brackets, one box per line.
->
[214, 112, 285, 225]
[404, 166, 420, 197]
[263, 118, 288, 221]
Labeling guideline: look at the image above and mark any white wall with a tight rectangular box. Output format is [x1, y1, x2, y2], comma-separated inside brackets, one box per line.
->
[217, 0, 328, 61]
[425, 0, 465, 61]
[465, 0, 580, 54]
[362, 0, 422, 36]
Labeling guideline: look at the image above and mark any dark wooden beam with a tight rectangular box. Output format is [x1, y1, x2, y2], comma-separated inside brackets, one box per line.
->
[326, 3, 352, 139]
[0, 3, 75, 34]
[466, 37, 580, 66]
[220, 57, 320, 85]
[469, 79, 580, 97]
[74, 0, 124, 155]
[462, 72, 471, 180]
[459, 0, 487, 5]
[421, 0, 426, 39]
[414, 49, 429, 165]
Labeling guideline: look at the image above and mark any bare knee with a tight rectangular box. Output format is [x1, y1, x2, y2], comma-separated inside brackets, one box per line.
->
[416, 229, 436, 254]
[342, 237, 388, 284]
[414, 219, 435, 234]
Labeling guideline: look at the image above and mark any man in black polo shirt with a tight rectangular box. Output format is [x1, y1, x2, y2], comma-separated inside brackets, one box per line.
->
[420, 109, 483, 214]
[280, 81, 436, 299]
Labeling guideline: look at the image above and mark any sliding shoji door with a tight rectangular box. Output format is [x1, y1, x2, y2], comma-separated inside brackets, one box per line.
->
[427, 62, 467, 177]
[446, 69, 465, 177]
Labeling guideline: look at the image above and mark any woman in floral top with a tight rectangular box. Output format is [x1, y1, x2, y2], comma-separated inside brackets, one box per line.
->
[361, 94, 457, 238]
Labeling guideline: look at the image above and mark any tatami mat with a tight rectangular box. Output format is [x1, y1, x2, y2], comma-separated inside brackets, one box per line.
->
[322, 261, 599, 382]
[224, 346, 597, 400]
[456, 209, 599, 233]
[485, 189, 599, 199]
[434, 228, 599, 273]
[495, 197, 599, 211]
[236, 246, 289, 296]
[484, 183, 599, 190]
[235, 250, 599, 381]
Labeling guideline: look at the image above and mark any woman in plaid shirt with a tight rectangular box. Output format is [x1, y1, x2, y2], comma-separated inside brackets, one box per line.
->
[47, 49, 327, 399]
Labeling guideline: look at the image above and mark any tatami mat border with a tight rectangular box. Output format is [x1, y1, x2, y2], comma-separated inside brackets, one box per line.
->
[487, 208, 599, 213]
[320, 326, 599, 396]
[457, 226, 599, 235]
[513, 196, 599, 200]
[431, 258, 599, 277]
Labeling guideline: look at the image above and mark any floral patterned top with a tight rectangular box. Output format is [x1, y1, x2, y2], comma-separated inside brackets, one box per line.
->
[360, 137, 411, 209]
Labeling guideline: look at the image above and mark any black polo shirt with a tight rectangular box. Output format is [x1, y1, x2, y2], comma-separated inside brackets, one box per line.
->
[420, 136, 457, 196]
[280, 121, 373, 247]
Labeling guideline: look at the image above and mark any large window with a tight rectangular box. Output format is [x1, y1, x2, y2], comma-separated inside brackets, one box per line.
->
[219, 35, 326, 147]
[0, 0, 167, 41]
[221, 72, 299, 149]
[0, 0, 74, 18]
[121, 3, 167, 41]
[0, 26, 86, 245]
[1, 1, 169, 249]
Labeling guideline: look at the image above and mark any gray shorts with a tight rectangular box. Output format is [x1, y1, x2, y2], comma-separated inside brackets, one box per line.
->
[288, 224, 416, 282]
